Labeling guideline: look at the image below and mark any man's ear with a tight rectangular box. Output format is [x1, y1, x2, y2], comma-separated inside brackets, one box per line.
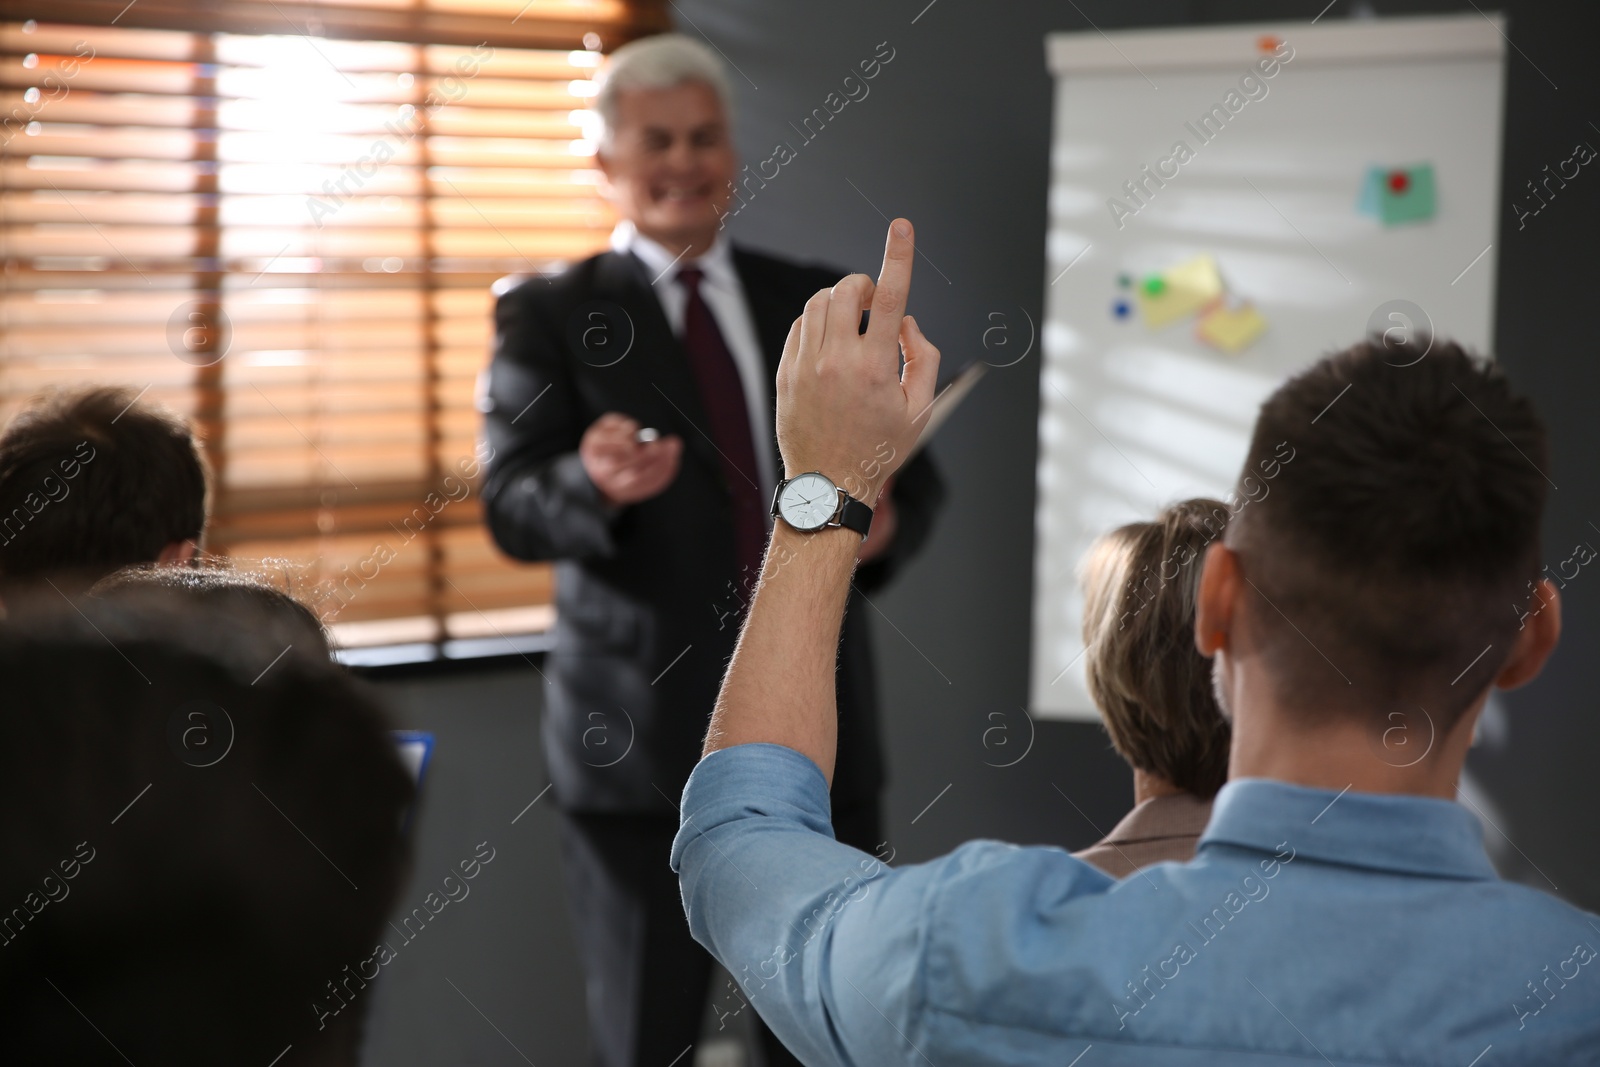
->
[156, 539, 198, 565]
[1195, 542, 1241, 657]
[1497, 578, 1561, 690]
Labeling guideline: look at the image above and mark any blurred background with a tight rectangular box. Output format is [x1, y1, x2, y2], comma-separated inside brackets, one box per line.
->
[4, 1, 1598, 1063]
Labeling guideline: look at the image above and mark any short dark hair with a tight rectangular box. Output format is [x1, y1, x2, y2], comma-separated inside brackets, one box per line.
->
[0, 595, 411, 1066]
[1082, 499, 1232, 796]
[1228, 339, 1548, 729]
[0, 386, 209, 588]
[91, 559, 332, 659]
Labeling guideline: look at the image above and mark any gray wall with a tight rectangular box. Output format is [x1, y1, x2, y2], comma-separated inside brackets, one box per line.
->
[358, 666, 584, 1065]
[360, 1, 1600, 1062]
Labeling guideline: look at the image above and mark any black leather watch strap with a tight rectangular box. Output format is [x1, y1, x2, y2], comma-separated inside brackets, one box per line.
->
[836, 492, 873, 539]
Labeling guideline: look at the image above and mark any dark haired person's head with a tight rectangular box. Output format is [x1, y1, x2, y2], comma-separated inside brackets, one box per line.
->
[91, 559, 332, 660]
[0, 596, 410, 1066]
[1082, 498, 1233, 798]
[1197, 339, 1558, 791]
[0, 385, 209, 596]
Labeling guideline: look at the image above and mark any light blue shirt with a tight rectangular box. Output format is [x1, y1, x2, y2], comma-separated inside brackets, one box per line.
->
[672, 743, 1600, 1066]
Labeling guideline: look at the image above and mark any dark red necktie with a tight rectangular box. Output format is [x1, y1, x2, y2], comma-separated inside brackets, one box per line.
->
[676, 266, 766, 590]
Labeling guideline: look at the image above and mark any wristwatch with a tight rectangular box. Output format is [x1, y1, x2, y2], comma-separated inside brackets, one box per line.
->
[770, 472, 873, 539]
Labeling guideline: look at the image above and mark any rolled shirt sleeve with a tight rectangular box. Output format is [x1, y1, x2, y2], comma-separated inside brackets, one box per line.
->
[668, 748, 979, 1062]
[671, 743, 931, 1065]
[672, 743, 1127, 1066]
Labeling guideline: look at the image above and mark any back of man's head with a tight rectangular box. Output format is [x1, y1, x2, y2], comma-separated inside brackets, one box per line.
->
[0, 386, 208, 591]
[1226, 338, 1548, 729]
[0, 594, 411, 1066]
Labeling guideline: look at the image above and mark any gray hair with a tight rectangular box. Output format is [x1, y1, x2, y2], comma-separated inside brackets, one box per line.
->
[595, 33, 733, 151]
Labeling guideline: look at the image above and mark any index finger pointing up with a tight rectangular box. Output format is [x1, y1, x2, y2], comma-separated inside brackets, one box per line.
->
[865, 218, 914, 354]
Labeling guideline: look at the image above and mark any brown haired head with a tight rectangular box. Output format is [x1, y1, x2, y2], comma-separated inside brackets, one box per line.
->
[1225, 338, 1549, 730]
[0, 594, 410, 1065]
[1081, 498, 1233, 797]
[0, 386, 209, 592]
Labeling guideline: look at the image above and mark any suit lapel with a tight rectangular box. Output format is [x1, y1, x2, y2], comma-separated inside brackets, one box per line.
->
[591, 250, 724, 480]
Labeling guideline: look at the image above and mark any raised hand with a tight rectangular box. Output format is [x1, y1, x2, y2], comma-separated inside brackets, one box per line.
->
[774, 218, 940, 505]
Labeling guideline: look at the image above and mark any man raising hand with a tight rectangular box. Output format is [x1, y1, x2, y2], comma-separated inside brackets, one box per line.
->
[673, 218, 1596, 1067]
[704, 219, 939, 780]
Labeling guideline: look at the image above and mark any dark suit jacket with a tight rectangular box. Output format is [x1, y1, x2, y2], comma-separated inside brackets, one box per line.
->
[481, 245, 944, 813]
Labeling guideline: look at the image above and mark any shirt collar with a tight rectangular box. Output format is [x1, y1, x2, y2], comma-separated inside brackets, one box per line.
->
[1199, 778, 1498, 881]
[610, 219, 737, 291]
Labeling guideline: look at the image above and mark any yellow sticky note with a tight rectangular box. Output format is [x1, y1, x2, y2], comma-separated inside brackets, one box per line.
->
[1135, 254, 1224, 330]
[1196, 300, 1267, 353]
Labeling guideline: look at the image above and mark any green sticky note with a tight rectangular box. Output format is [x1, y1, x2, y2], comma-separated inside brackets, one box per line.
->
[1379, 164, 1435, 226]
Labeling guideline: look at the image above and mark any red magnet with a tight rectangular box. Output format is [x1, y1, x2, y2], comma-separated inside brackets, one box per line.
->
[1387, 170, 1410, 194]
[1257, 35, 1280, 52]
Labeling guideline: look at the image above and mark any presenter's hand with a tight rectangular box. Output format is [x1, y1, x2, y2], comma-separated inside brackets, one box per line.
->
[579, 412, 684, 507]
[776, 219, 939, 506]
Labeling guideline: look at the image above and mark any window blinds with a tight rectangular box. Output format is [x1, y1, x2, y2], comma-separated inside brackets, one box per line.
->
[1, 1, 666, 647]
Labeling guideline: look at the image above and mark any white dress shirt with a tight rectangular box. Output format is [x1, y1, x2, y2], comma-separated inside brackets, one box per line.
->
[610, 220, 777, 508]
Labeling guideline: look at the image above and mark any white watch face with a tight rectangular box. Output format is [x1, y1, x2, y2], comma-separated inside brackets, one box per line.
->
[777, 472, 838, 531]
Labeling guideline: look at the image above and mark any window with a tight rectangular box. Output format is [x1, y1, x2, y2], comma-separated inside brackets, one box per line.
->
[0, 0, 666, 648]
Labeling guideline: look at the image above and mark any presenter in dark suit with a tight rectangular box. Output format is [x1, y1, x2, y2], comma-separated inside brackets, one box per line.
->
[479, 35, 943, 1067]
